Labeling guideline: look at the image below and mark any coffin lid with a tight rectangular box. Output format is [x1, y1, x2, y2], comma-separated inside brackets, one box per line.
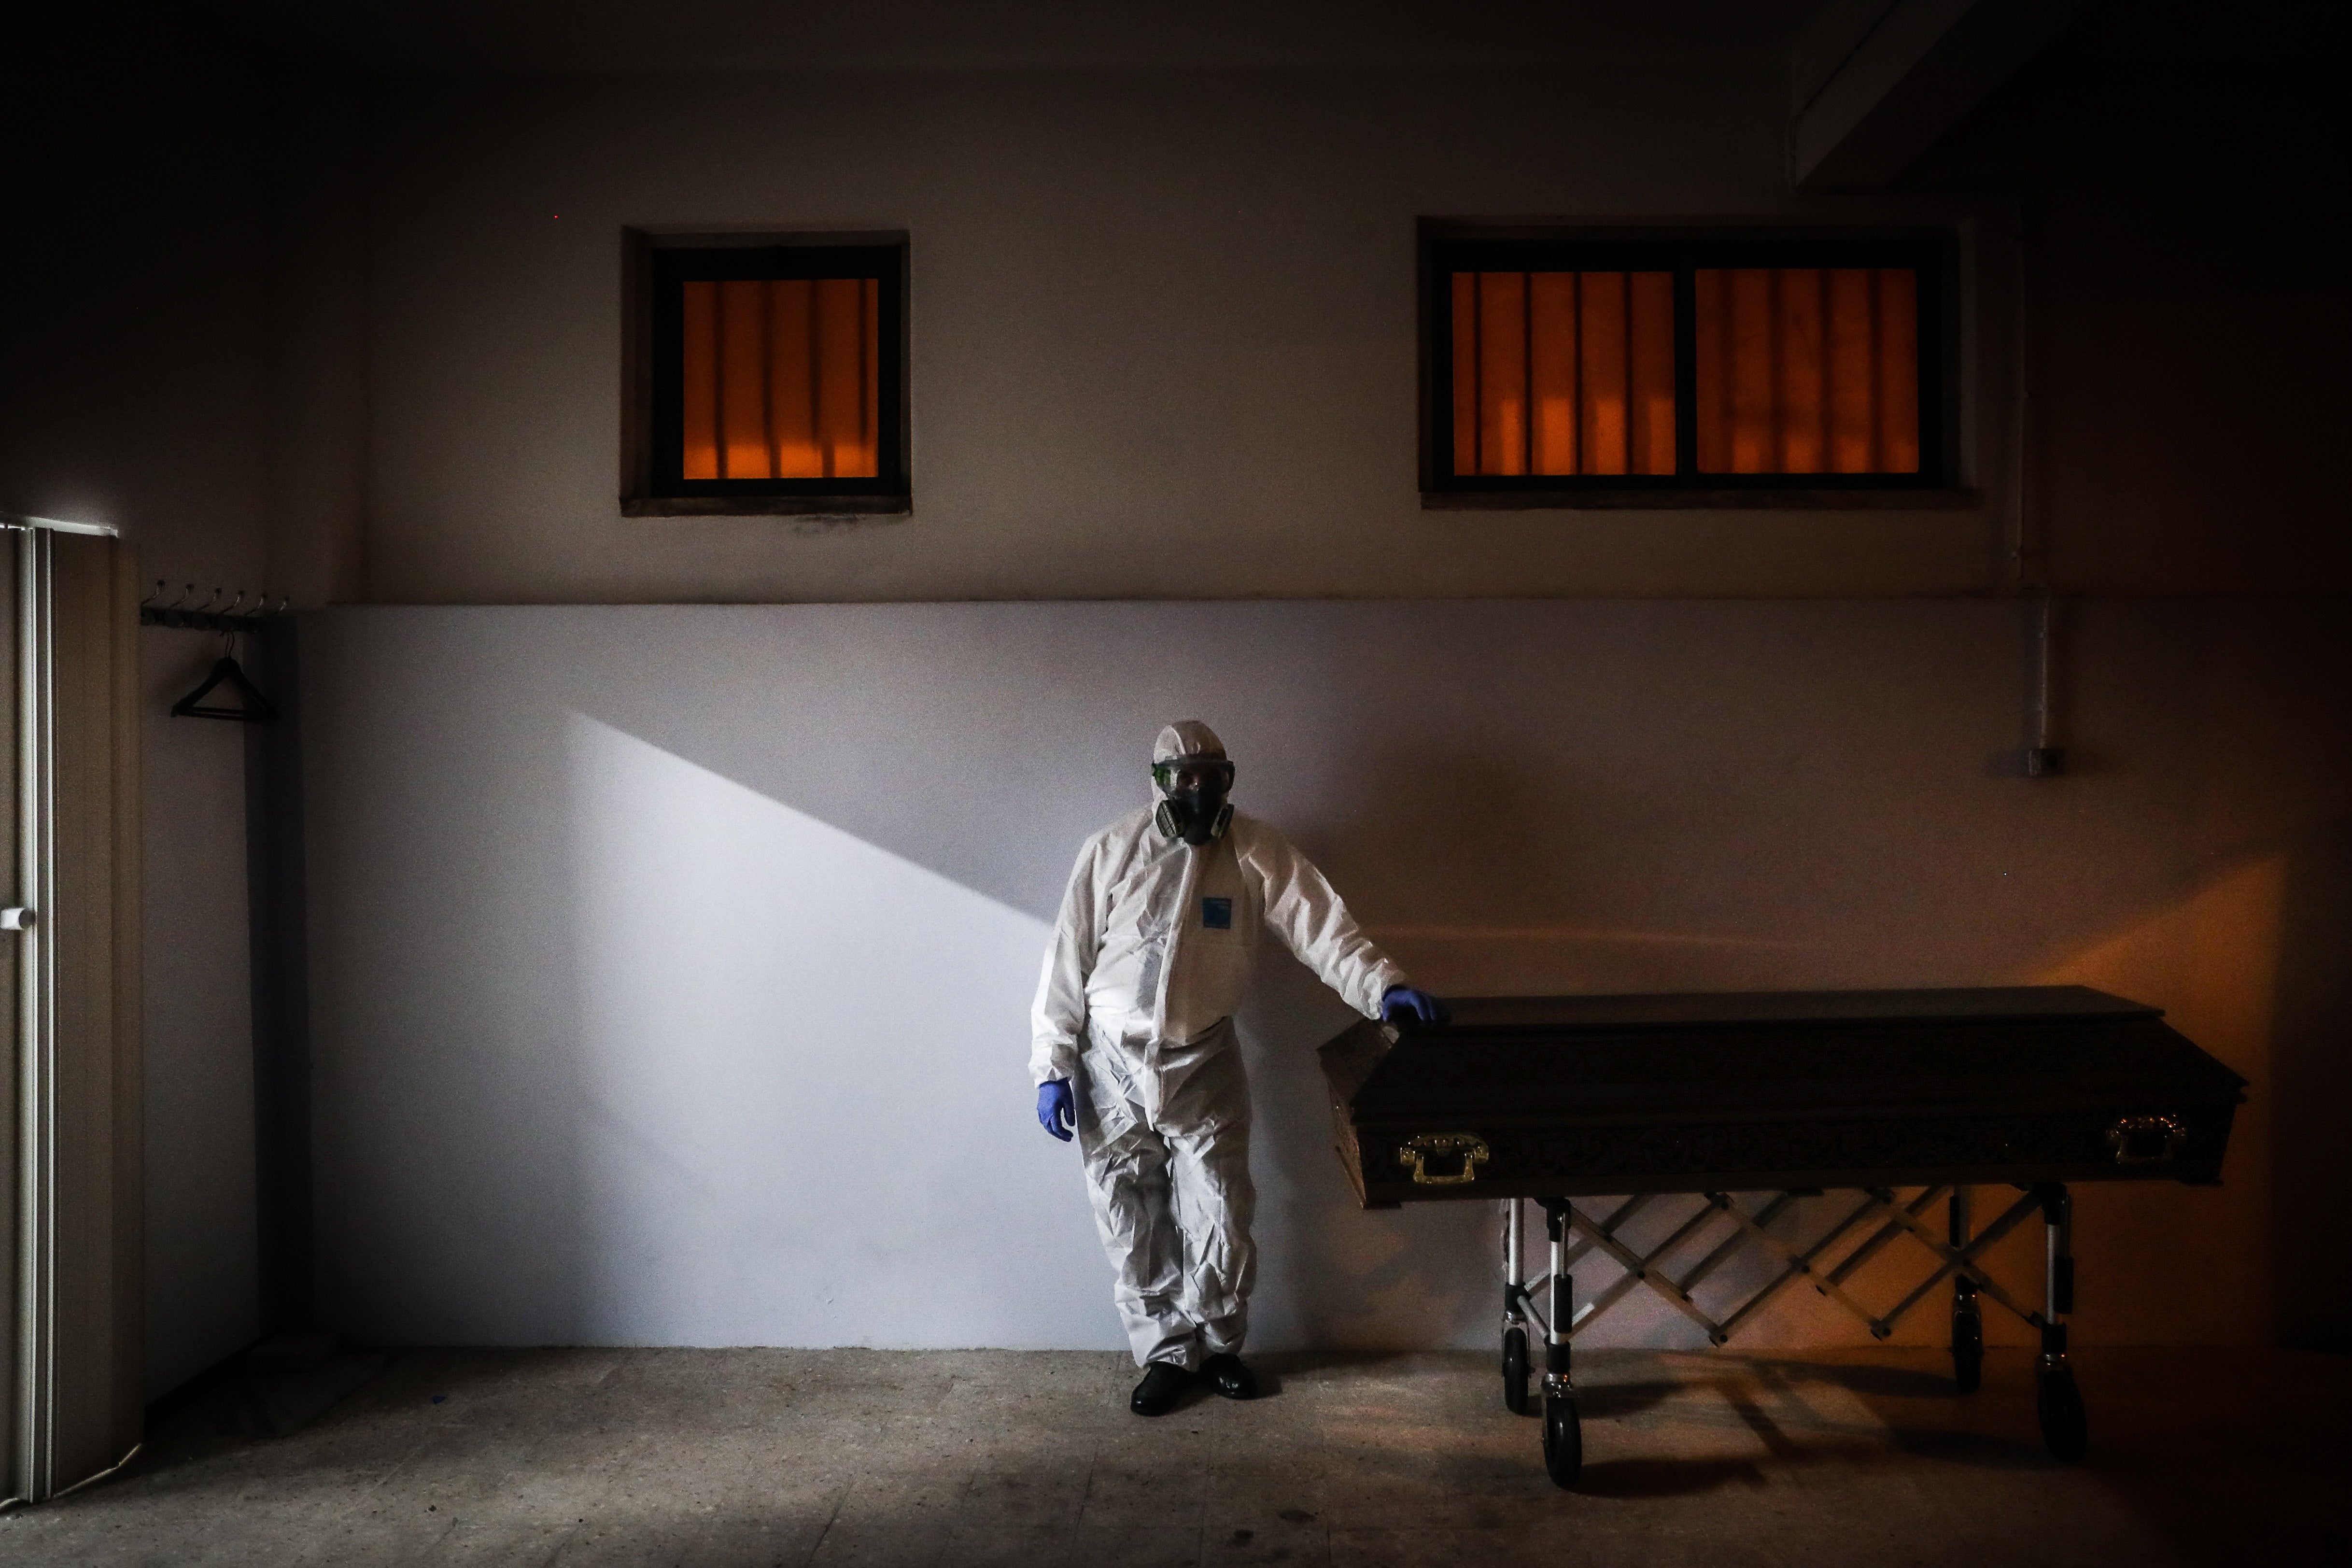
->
[1331, 985, 2247, 1126]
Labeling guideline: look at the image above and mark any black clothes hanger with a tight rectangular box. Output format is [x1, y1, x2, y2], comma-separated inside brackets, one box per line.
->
[172, 650, 278, 722]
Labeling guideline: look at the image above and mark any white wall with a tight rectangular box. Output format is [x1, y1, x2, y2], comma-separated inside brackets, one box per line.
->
[303, 600, 2344, 1352]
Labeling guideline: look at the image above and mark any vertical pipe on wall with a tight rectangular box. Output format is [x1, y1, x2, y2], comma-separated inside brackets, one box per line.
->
[2030, 591, 2055, 752]
[2009, 205, 2064, 778]
[2009, 211, 2033, 591]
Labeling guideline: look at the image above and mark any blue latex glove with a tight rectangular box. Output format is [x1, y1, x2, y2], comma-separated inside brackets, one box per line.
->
[1381, 985, 1450, 1025]
[1037, 1078, 1075, 1141]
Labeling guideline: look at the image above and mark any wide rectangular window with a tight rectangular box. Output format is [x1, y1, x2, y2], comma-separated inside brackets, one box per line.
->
[623, 231, 909, 516]
[1422, 228, 1946, 500]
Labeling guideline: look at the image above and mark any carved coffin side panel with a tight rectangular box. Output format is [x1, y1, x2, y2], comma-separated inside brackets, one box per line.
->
[1316, 993, 2249, 1209]
[1347, 1103, 2239, 1203]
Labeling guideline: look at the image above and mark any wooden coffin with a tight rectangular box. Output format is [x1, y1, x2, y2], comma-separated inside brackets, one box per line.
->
[1320, 987, 2246, 1208]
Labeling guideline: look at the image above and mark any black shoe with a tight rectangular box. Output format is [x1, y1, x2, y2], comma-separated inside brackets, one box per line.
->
[1201, 1353, 1257, 1400]
[1130, 1361, 1190, 1417]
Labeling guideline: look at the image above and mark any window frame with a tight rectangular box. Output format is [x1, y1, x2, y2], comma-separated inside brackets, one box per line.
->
[1418, 222, 1959, 507]
[621, 228, 912, 518]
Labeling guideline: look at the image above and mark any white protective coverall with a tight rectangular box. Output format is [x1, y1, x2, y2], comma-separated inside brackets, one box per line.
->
[1031, 727, 1407, 1369]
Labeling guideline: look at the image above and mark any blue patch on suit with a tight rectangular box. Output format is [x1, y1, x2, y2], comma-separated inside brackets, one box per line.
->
[1201, 896, 1233, 930]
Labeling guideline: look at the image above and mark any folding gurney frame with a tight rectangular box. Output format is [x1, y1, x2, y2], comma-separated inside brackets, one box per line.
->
[1498, 1183, 2087, 1489]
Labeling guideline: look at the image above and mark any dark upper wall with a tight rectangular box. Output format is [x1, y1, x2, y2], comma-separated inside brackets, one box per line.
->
[16, 1, 2340, 605]
[203, 0, 1822, 72]
[358, 62, 2022, 604]
[1904, 0, 2352, 594]
[288, 0, 2336, 604]
[0, 12, 273, 587]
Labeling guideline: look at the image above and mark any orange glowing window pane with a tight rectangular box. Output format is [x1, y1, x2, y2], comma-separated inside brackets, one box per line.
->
[677, 276, 880, 481]
[1694, 267, 1918, 474]
[1451, 271, 1675, 476]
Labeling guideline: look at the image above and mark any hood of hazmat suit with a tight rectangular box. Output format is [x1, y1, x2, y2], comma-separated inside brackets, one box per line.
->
[1152, 720, 1225, 766]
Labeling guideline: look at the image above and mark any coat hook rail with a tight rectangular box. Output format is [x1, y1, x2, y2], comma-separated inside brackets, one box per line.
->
[138, 580, 291, 635]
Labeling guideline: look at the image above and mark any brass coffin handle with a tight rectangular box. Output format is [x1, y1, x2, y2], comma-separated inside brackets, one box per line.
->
[2105, 1115, 2188, 1165]
[1399, 1132, 1490, 1186]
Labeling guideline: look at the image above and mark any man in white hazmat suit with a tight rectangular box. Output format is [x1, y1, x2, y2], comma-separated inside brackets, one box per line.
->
[1031, 720, 1446, 1416]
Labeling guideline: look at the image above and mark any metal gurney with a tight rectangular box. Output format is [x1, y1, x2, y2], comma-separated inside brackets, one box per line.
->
[1317, 986, 2247, 1488]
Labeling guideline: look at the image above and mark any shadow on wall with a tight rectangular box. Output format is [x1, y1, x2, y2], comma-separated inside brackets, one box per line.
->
[298, 601, 2351, 1354]
[2273, 818, 2352, 1351]
[2033, 854, 2284, 1348]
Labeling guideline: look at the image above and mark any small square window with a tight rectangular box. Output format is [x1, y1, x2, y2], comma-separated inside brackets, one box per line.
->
[1421, 225, 1950, 503]
[623, 230, 909, 516]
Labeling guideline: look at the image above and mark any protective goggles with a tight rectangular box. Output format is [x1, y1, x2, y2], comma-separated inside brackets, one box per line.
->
[1151, 756, 1235, 793]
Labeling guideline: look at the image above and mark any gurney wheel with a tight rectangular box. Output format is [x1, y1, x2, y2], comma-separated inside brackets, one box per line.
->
[1951, 1301, 1982, 1393]
[2036, 1366, 2087, 1463]
[1502, 1327, 1530, 1415]
[1541, 1392, 1581, 1489]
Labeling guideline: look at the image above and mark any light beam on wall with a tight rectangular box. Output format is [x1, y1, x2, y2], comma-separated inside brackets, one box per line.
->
[562, 714, 1106, 1348]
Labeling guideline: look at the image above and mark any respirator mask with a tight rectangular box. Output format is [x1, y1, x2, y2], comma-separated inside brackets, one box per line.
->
[1153, 757, 1235, 846]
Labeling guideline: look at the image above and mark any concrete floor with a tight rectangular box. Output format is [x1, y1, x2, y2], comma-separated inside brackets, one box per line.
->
[2, 1346, 2343, 1567]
